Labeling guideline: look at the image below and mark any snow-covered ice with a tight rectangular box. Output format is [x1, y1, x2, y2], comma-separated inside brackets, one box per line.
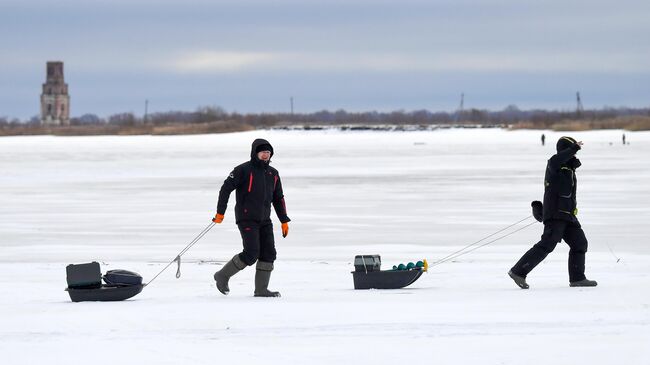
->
[1, 129, 649, 364]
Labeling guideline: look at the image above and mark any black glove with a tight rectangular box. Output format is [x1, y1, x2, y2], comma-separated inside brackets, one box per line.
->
[531, 201, 543, 222]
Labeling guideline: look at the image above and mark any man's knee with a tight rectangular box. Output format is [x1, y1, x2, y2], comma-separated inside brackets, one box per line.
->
[259, 249, 276, 263]
[536, 230, 561, 253]
[537, 222, 564, 253]
[258, 225, 276, 262]
[569, 237, 588, 253]
[239, 250, 260, 266]
[533, 241, 557, 254]
[568, 226, 588, 251]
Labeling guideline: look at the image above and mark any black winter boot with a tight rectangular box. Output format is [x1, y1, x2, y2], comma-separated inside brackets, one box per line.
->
[569, 279, 597, 287]
[508, 270, 529, 289]
[214, 255, 245, 295]
[254, 261, 281, 297]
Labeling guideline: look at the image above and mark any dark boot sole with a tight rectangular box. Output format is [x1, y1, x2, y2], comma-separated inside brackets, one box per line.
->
[254, 292, 281, 297]
[569, 280, 597, 287]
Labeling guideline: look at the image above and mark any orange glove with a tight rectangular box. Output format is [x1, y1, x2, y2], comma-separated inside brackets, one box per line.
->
[212, 213, 224, 224]
[281, 222, 289, 238]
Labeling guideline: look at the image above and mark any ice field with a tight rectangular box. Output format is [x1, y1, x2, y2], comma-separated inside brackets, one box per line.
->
[1, 129, 649, 364]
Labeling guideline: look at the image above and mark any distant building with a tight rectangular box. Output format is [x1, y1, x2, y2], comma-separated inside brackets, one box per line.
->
[40, 61, 70, 125]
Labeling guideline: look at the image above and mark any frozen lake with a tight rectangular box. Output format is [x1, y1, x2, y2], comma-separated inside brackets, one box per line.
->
[1, 129, 649, 364]
[2, 129, 649, 260]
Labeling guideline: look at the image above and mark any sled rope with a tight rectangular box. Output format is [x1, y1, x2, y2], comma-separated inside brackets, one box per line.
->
[430, 215, 537, 268]
[146, 222, 216, 286]
[604, 241, 621, 263]
[430, 220, 538, 267]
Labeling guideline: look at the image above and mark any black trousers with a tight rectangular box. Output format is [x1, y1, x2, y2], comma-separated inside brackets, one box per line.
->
[511, 219, 588, 282]
[237, 221, 276, 266]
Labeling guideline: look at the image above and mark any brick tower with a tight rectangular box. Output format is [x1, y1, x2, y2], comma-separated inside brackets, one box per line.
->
[40, 61, 70, 125]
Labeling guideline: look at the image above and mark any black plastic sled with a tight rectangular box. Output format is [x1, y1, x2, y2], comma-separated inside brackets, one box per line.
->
[351, 255, 427, 290]
[65, 262, 144, 302]
[352, 269, 424, 290]
[66, 284, 144, 302]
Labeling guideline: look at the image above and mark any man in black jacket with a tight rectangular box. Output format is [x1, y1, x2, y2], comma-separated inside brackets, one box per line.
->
[508, 136, 597, 289]
[212, 138, 290, 297]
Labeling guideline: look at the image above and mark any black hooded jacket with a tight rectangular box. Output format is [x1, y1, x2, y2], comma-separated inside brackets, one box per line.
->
[216, 139, 290, 224]
[542, 137, 582, 222]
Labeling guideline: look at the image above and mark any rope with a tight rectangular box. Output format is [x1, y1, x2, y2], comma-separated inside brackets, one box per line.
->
[429, 216, 537, 268]
[604, 240, 622, 263]
[146, 222, 216, 286]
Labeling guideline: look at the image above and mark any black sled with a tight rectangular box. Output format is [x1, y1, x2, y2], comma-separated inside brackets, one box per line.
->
[351, 255, 427, 290]
[65, 262, 144, 302]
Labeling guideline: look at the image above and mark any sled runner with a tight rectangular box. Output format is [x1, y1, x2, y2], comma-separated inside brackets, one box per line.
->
[351, 255, 427, 290]
[66, 284, 144, 302]
[65, 262, 144, 302]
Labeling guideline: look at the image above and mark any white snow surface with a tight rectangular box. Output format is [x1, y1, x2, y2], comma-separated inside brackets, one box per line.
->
[1, 129, 649, 364]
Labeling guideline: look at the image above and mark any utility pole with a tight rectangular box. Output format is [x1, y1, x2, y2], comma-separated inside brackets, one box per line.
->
[455, 92, 464, 123]
[290, 96, 294, 116]
[144, 99, 149, 124]
[576, 92, 584, 118]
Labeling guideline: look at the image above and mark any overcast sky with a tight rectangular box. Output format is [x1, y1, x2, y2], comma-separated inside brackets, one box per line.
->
[1, 0, 649, 119]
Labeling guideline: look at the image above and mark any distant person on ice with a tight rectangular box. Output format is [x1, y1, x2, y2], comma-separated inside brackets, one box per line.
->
[211, 139, 290, 297]
[508, 136, 597, 289]
[541, 133, 546, 146]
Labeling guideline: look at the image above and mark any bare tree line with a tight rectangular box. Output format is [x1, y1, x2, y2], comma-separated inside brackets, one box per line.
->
[2, 105, 650, 135]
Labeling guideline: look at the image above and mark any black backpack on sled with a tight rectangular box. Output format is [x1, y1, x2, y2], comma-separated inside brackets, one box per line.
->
[103, 269, 143, 286]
